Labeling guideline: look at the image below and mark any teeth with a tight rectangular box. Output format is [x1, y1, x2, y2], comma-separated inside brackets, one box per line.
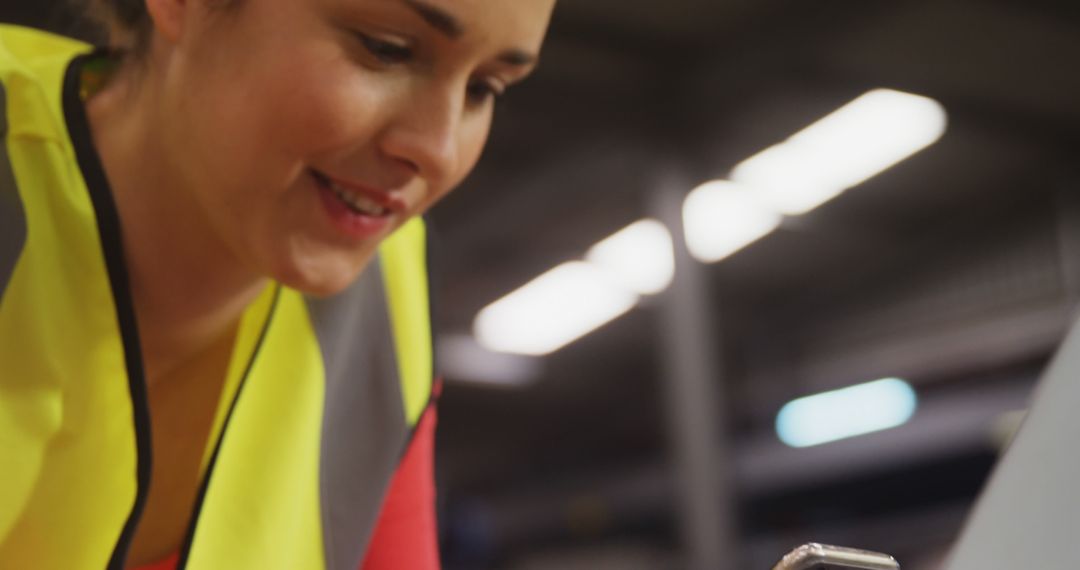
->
[327, 180, 388, 217]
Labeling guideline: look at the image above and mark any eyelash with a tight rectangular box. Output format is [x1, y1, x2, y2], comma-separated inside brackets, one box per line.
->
[355, 32, 506, 107]
[467, 80, 504, 105]
[357, 33, 414, 64]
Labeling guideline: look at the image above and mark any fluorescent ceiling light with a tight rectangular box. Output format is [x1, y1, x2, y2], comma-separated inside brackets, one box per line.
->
[586, 218, 674, 295]
[682, 180, 782, 263]
[776, 377, 918, 448]
[436, 334, 542, 388]
[731, 88, 947, 215]
[474, 261, 639, 356]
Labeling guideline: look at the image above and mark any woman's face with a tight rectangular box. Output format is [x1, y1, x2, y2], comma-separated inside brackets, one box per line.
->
[152, 0, 555, 295]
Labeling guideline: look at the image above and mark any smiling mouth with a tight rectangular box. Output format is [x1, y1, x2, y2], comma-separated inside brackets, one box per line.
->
[310, 170, 391, 217]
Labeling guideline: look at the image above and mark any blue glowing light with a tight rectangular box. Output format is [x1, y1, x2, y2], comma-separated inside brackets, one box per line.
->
[776, 377, 918, 448]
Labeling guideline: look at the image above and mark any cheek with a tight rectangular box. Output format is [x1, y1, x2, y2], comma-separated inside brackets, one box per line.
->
[194, 39, 387, 174]
[257, 57, 385, 163]
[173, 65, 299, 187]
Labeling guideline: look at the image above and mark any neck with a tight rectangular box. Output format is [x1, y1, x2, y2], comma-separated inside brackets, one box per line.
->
[84, 57, 266, 384]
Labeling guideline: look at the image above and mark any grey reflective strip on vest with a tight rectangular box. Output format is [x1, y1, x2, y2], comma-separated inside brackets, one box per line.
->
[0, 83, 28, 302]
[307, 262, 408, 570]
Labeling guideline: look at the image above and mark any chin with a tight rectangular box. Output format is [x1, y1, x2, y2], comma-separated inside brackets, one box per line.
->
[269, 251, 377, 298]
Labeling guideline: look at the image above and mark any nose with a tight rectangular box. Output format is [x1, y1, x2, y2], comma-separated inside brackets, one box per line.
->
[378, 80, 462, 184]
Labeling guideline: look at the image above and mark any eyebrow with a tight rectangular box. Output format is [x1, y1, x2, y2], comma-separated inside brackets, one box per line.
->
[400, 0, 540, 68]
[403, 0, 464, 39]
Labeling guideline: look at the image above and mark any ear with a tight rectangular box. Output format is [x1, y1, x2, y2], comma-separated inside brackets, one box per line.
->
[144, 0, 187, 44]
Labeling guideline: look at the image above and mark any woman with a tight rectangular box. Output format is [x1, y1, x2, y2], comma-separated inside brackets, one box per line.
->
[0, 0, 554, 568]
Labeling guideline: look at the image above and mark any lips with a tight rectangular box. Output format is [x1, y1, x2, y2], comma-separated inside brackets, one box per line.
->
[310, 169, 403, 239]
[310, 169, 400, 217]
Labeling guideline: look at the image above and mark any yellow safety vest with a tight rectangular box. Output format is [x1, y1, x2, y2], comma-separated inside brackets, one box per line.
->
[0, 25, 434, 570]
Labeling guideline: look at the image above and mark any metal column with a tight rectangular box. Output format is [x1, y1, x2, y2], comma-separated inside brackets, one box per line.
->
[1055, 184, 1080, 314]
[652, 180, 738, 570]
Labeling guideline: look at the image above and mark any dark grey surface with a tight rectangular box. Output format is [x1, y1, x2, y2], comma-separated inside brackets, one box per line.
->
[0, 83, 27, 301]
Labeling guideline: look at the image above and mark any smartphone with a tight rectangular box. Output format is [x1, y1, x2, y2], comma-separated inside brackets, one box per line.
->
[771, 543, 900, 570]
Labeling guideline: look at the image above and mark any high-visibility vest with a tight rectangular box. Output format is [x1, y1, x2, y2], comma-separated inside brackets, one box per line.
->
[0, 25, 435, 570]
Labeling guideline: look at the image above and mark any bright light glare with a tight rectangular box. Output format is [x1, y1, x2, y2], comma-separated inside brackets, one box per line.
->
[474, 261, 639, 356]
[732, 89, 947, 215]
[585, 219, 674, 295]
[776, 377, 918, 448]
[436, 334, 541, 388]
[682, 180, 782, 263]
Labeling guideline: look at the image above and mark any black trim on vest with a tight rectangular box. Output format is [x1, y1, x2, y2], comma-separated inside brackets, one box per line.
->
[175, 285, 280, 570]
[423, 214, 442, 388]
[62, 52, 153, 570]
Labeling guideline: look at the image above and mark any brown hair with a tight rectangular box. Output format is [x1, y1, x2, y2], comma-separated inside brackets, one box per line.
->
[80, 0, 153, 53]
[80, 0, 240, 56]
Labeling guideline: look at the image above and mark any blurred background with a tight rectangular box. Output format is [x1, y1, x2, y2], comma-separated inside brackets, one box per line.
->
[6, 1, 1080, 568]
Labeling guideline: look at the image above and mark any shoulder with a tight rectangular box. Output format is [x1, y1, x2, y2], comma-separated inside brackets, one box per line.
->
[0, 24, 89, 67]
[0, 27, 97, 301]
[0, 24, 92, 144]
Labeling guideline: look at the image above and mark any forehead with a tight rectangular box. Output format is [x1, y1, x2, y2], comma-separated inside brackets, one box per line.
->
[372, 0, 556, 51]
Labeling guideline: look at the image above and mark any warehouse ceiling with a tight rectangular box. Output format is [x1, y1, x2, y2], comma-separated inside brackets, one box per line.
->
[430, 0, 1080, 483]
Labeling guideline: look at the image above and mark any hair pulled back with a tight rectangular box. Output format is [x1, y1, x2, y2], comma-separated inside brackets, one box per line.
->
[81, 0, 153, 53]
[79, 0, 239, 56]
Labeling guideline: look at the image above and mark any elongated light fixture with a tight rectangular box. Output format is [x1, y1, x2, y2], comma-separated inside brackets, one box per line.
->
[585, 218, 674, 295]
[732, 89, 947, 215]
[474, 261, 639, 356]
[776, 377, 918, 447]
[437, 334, 542, 387]
[683, 180, 782, 263]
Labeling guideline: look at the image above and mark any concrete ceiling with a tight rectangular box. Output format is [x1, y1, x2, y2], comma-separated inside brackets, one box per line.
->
[433, 0, 1080, 333]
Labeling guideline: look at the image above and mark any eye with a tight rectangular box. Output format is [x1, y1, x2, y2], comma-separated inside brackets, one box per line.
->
[466, 78, 505, 106]
[356, 32, 414, 64]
